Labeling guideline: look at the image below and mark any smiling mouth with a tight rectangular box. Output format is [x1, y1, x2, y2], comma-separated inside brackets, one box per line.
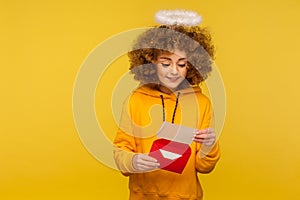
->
[166, 77, 180, 82]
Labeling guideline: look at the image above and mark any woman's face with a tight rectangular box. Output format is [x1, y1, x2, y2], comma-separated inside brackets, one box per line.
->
[155, 49, 188, 90]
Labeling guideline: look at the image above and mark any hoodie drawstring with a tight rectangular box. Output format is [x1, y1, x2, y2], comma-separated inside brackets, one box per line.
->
[159, 92, 181, 124]
[160, 94, 166, 122]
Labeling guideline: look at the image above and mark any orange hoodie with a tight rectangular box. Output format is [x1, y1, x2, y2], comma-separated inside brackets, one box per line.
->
[114, 84, 220, 200]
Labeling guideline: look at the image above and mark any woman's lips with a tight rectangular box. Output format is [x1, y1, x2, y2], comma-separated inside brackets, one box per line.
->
[166, 76, 180, 81]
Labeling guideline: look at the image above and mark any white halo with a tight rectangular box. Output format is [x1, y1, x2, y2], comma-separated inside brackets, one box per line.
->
[155, 10, 202, 26]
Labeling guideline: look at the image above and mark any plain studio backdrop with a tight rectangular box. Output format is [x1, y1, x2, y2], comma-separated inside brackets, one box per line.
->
[1, 0, 300, 199]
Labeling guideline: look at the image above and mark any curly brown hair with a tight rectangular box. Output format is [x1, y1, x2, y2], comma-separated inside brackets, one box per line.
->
[128, 25, 215, 86]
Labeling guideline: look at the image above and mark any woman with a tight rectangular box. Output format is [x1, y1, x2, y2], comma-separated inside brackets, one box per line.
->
[114, 10, 220, 200]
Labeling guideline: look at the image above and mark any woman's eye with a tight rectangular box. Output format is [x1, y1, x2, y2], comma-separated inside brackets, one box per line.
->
[161, 63, 170, 67]
[178, 63, 187, 67]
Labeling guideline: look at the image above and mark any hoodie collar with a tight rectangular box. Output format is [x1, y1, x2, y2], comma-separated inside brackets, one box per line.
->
[133, 84, 202, 99]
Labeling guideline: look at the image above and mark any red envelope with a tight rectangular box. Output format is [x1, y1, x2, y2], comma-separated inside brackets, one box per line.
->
[149, 138, 191, 174]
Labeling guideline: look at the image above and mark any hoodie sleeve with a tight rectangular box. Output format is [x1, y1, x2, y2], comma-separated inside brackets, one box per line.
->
[113, 98, 137, 175]
[195, 95, 221, 173]
[113, 130, 136, 175]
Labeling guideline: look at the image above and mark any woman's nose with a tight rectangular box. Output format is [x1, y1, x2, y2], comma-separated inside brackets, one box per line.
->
[170, 65, 179, 74]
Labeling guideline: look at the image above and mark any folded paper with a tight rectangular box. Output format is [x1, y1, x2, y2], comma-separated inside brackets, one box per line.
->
[159, 149, 182, 160]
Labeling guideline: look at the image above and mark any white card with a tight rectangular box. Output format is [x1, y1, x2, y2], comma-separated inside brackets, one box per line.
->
[156, 122, 196, 144]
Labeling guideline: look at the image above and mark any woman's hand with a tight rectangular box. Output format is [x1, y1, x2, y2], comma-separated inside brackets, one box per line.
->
[193, 128, 216, 146]
[132, 154, 160, 172]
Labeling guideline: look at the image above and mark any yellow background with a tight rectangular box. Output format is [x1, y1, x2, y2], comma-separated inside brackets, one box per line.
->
[1, 0, 300, 199]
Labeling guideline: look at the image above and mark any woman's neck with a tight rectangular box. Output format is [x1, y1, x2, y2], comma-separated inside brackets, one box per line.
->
[157, 85, 174, 94]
